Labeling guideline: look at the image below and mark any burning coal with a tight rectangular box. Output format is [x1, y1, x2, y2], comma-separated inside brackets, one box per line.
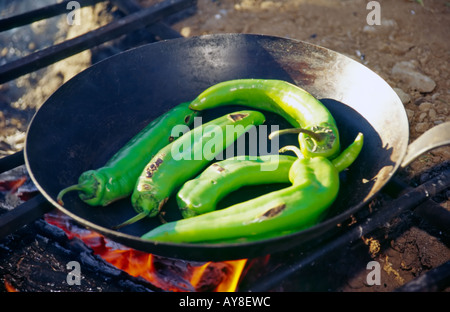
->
[44, 210, 247, 292]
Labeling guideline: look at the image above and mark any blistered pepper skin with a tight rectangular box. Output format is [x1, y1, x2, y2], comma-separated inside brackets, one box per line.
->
[177, 155, 297, 218]
[57, 102, 197, 207]
[141, 133, 363, 243]
[126, 110, 266, 224]
[189, 79, 340, 159]
[142, 156, 339, 243]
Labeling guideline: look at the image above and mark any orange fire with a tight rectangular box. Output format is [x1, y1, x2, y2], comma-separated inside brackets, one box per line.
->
[4, 279, 19, 292]
[44, 211, 247, 292]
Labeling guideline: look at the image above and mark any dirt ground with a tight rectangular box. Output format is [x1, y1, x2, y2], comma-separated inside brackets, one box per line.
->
[168, 0, 450, 146]
[0, 0, 449, 291]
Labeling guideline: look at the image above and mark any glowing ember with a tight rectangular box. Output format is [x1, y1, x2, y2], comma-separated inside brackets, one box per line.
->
[44, 211, 247, 292]
[4, 279, 18, 292]
[1, 174, 248, 292]
[0, 176, 27, 193]
[0, 175, 39, 201]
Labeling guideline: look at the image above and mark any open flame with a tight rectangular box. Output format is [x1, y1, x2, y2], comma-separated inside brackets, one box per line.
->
[44, 211, 247, 292]
[1, 175, 248, 292]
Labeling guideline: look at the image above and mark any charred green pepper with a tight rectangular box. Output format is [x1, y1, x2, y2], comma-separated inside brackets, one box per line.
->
[57, 102, 197, 207]
[116, 110, 266, 228]
[141, 132, 363, 243]
[177, 155, 296, 218]
[189, 79, 340, 159]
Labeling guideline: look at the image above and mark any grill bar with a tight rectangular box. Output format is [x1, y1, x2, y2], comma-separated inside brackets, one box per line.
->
[385, 172, 450, 234]
[0, 194, 52, 239]
[0, 0, 106, 32]
[244, 168, 450, 291]
[0, 0, 197, 241]
[0, 0, 195, 84]
[396, 260, 450, 292]
[0, 0, 189, 173]
[0, 151, 24, 174]
[110, 0, 184, 40]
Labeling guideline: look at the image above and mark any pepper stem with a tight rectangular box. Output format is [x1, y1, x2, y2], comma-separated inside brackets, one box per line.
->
[269, 127, 325, 142]
[57, 184, 85, 206]
[279, 145, 303, 159]
[112, 212, 148, 230]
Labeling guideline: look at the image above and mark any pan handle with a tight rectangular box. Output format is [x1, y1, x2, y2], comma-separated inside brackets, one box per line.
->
[401, 121, 450, 168]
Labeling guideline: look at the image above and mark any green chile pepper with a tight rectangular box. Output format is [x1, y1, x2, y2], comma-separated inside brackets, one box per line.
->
[116, 110, 266, 228]
[141, 132, 363, 243]
[57, 102, 197, 207]
[189, 79, 340, 159]
[177, 155, 296, 218]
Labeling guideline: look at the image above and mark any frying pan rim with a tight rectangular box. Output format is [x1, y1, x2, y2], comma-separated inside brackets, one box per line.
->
[23, 33, 409, 259]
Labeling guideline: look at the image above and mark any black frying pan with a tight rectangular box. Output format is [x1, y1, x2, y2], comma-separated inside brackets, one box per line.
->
[24, 34, 450, 261]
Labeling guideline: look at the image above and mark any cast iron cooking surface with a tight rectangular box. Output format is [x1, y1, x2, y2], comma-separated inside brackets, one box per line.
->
[25, 34, 408, 260]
